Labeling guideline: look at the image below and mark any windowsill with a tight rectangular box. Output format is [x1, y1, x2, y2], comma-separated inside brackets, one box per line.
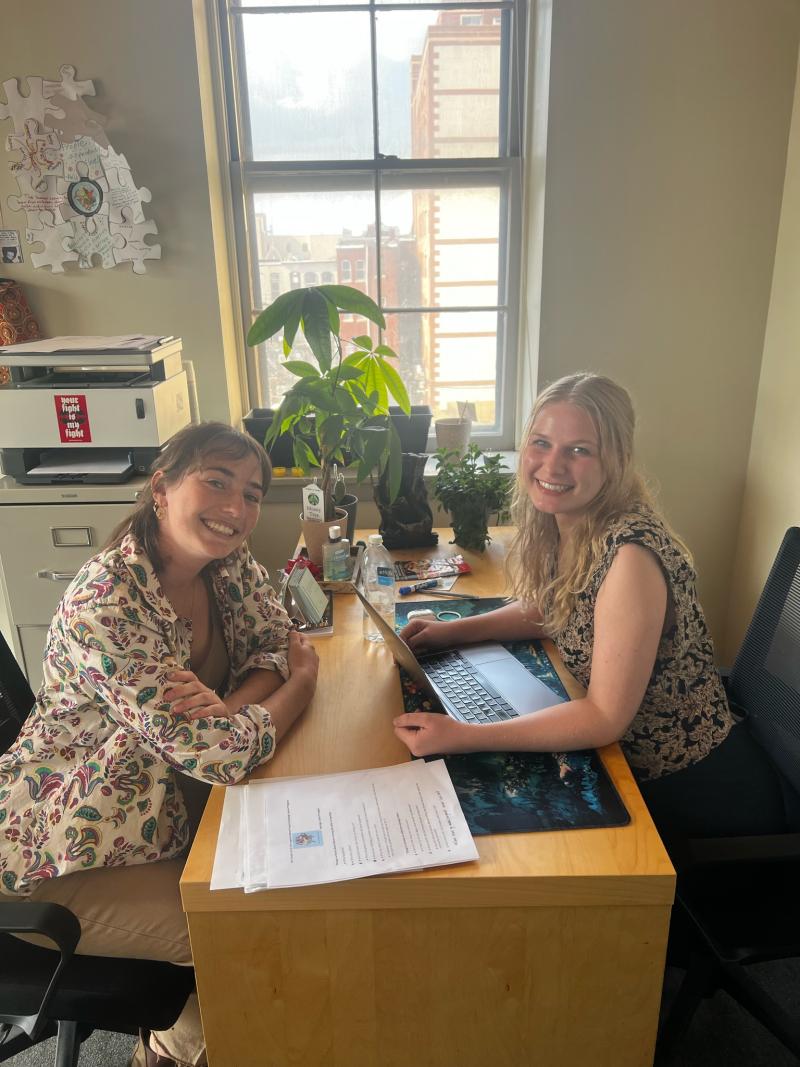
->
[265, 451, 518, 504]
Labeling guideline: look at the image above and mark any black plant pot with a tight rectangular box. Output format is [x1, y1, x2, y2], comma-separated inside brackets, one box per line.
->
[389, 405, 432, 454]
[243, 409, 319, 468]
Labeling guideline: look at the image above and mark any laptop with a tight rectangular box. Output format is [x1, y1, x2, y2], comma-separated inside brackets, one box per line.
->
[354, 588, 566, 724]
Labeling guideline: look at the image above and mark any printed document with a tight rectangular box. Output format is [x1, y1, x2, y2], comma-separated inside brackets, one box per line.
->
[230, 759, 477, 891]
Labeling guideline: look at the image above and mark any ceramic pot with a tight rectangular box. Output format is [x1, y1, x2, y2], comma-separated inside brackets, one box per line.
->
[301, 507, 348, 565]
[435, 417, 472, 458]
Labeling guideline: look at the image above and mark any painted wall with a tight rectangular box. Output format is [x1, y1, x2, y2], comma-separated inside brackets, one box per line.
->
[725, 44, 800, 663]
[2, 1, 800, 645]
[0, 0, 243, 425]
[537, 0, 800, 643]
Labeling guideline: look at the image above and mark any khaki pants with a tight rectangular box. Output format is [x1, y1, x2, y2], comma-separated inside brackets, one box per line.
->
[22, 859, 205, 1066]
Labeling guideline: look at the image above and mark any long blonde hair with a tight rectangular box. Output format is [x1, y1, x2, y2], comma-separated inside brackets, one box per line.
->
[508, 373, 666, 634]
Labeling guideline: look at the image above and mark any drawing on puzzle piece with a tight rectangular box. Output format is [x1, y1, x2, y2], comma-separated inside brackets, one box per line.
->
[111, 212, 161, 275]
[66, 177, 105, 218]
[62, 136, 104, 182]
[6, 118, 62, 186]
[105, 167, 151, 225]
[2, 65, 159, 274]
[7, 173, 66, 231]
[26, 210, 78, 273]
[67, 215, 124, 269]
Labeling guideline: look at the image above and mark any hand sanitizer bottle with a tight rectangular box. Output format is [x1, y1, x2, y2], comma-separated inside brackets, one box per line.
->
[323, 526, 350, 581]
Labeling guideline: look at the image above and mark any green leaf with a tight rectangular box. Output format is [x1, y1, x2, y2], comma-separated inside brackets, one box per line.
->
[341, 351, 368, 369]
[282, 292, 305, 354]
[322, 295, 340, 335]
[301, 289, 332, 372]
[282, 360, 320, 379]
[378, 358, 411, 412]
[335, 364, 366, 382]
[374, 344, 397, 358]
[352, 334, 373, 350]
[247, 290, 304, 347]
[362, 358, 388, 411]
[137, 686, 157, 709]
[315, 285, 386, 328]
[293, 438, 318, 471]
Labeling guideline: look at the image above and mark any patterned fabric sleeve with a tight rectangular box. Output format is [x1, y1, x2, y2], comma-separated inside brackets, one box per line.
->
[227, 547, 291, 687]
[65, 610, 277, 785]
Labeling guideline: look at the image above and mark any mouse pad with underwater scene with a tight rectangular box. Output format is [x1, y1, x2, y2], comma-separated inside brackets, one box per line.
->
[394, 597, 631, 835]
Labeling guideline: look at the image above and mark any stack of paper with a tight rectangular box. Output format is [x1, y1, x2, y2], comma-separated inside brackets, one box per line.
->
[210, 759, 478, 892]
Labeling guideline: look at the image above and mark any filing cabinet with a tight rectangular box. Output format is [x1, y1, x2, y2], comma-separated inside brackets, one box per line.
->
[0, 476, 146, 692]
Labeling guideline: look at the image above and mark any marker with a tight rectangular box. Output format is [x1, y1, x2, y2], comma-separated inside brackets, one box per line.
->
[398, 579, 440, 596]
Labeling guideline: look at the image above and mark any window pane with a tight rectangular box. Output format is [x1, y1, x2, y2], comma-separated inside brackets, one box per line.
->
[377, 9, 502, 160]
[241, 12, 373, 160]
[380, 186, 500, 309]
[251, 190, 378, 405]
[384, 310, 500, 427]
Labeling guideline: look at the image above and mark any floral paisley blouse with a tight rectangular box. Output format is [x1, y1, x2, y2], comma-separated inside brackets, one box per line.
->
[552, 508, 734, 782]
[0, 533, 291, 895]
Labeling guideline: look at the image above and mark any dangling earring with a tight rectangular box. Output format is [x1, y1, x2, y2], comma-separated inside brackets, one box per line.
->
[153, 502, 166, 520]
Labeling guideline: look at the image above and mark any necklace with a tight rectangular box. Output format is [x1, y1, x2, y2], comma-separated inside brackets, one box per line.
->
[167, 575, 201, 620]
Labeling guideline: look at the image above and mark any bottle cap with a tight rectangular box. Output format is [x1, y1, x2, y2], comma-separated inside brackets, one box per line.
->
[368, 533, 383, 545]
[329, 526, 341, 540]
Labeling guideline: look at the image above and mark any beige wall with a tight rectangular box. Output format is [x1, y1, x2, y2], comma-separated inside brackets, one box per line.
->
[725, 44, 800, 663]
[538, 0, 800, 643]
[3, 1, 800, 644]
[0, 0, 242, 425]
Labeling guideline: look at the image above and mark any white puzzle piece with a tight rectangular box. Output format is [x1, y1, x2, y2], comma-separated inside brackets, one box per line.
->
[6, 118, 62, 186]
[111, 216, 161, 274]
[62, 136, 104, 182]
[43, 64, 95, 104]
[0, 76, 62, 134]
[44, 93, 108, 149]
[7, 173, 66, 231]
[67, 215, 124, 268]
[27, 212, 78, 272]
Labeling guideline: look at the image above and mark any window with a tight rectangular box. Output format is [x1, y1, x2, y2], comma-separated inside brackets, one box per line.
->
[220, 0, 525, 447]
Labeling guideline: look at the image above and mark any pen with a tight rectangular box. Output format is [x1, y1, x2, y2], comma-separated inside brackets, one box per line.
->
[408, 589, 483, 602]
[398, 579, 440, 595]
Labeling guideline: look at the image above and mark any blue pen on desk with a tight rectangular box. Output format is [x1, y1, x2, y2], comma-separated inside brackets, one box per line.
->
[398, 579, 439, 596]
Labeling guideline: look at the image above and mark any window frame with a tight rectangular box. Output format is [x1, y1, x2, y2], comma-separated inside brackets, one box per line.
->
[218, 0, 526, 450]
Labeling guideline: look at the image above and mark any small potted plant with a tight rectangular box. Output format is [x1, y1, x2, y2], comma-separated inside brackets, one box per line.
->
[433, 444, 512, 551]
[247, 284, 411, 560]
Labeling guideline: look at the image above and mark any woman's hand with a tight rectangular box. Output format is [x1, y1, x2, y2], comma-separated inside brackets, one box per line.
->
[164, 670, 227, 720]
[287, 630, 319, 699]
[393, 711, 477, 757]
[399, 617, 459, 653]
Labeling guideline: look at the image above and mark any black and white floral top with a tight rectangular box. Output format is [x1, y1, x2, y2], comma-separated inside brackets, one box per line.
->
[0, 534, 291, 895]
[552, 508, 734, 781]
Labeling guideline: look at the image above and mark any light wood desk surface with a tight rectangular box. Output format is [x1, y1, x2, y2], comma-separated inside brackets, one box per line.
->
[182, 528, 674, 1067]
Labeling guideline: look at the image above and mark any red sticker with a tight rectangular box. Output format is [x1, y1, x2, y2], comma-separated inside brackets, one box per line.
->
[54, 394, 92, 443]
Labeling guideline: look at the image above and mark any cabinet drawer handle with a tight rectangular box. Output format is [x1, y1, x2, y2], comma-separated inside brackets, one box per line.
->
[36, 570, 78, 582]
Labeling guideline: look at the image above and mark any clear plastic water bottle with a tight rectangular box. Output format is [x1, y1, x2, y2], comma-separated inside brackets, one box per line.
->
[362, 533, 395, 642]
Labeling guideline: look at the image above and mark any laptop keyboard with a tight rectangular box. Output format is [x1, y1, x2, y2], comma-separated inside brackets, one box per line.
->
[421, 651, 517, 723]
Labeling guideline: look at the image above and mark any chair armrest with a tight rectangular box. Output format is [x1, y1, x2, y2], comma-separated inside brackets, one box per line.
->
[685, 831, 800, 867]
[0, 900, 82, 1042]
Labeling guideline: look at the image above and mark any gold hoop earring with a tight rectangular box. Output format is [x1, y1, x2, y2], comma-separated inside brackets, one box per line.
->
[153, 503, 166, 520]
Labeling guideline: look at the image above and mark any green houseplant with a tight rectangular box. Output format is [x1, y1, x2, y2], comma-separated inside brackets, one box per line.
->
[433, 444, 513, 551]
[246, 285, 410, 521]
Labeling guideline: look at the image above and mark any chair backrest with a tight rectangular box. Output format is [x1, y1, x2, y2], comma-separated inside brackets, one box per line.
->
[729, 527, 800, 793]
[0, 630, 35, 754]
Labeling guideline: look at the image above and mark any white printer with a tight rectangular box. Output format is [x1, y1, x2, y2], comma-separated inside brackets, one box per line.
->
[0, 335, 191, 484]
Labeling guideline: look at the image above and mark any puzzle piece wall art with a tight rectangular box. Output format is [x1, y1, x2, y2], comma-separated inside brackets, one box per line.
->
[0, 64, 160, 274]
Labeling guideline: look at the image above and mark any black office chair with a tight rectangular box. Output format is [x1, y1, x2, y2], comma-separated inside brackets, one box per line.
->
[0, 631, 196, 1067]
[657, 527, 800, 1061]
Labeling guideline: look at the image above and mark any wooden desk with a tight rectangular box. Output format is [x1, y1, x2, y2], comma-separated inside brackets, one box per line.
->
[182, 529, 674, 1067]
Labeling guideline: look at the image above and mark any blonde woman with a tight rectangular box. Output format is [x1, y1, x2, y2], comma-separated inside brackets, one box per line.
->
[394, 374, 792, 849]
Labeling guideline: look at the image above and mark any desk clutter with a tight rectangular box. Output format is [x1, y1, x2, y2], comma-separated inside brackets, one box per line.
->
[211, 759, 478, 892]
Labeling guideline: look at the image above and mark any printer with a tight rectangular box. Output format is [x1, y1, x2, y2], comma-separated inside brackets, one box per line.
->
[0, 335, 191, 484]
